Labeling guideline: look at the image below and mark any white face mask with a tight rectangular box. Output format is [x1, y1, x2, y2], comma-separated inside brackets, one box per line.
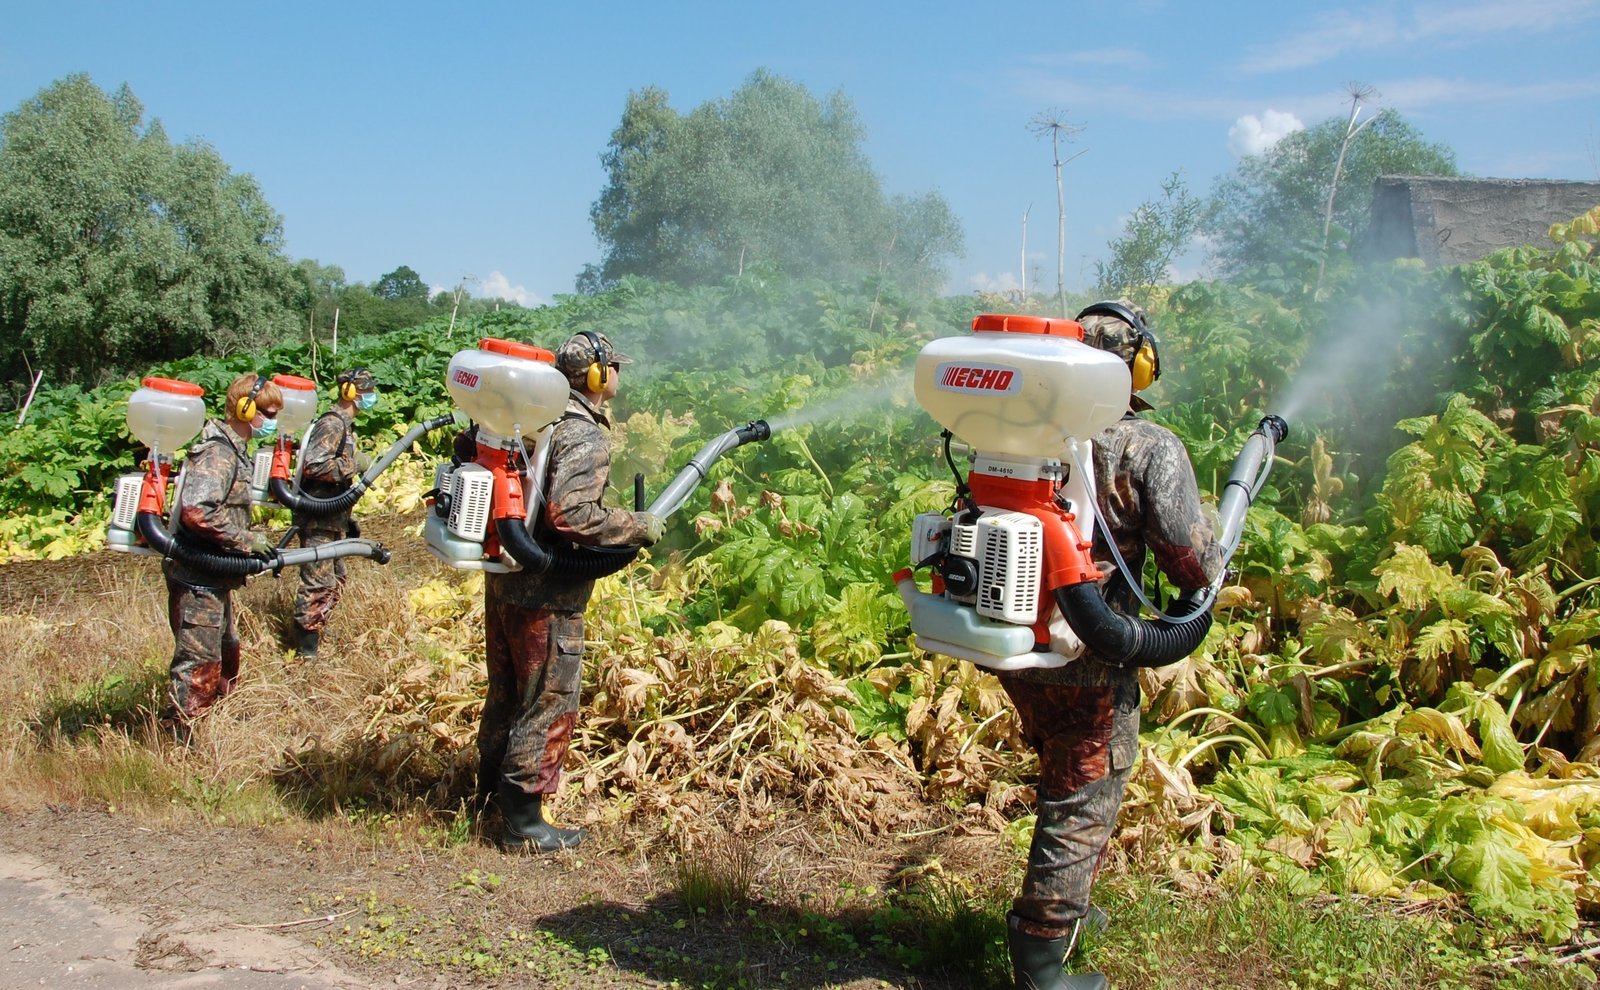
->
[357, 390, 378, 411]
[254, 416, 278, 441]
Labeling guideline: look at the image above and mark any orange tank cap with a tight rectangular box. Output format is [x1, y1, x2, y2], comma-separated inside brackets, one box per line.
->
[971, 314, 1085, 340]
[479, 337, 556, 363]
[271, 374, 317, 390]
[140, 376, 205, 396]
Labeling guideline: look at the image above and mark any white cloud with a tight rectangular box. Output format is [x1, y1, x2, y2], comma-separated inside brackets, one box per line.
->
[1239, 0, 1600, 73]
[476, 271, 544, 307]
[1006, 69, 1247, 121]
[1228, 110, 1305, 157]
[1238, 12, 1397, 73]
[1375, 74, 1600, 108]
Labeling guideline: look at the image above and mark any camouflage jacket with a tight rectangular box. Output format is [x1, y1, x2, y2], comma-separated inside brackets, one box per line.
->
[297, 407, 357, 497]
[165, 419, 255, 587]
[1011, 411, 1222, 684]
[487, 392, 652, 612]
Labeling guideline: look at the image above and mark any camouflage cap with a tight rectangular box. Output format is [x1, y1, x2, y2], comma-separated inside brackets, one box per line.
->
[337, 367, 377, 391]
[555, 331, 632, 386]
[1077, 300, 1155, 411]
[1076, 300, 1149, 366]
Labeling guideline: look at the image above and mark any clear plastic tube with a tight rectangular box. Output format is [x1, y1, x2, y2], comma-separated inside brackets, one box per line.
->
[1064, 421, 1281, 625]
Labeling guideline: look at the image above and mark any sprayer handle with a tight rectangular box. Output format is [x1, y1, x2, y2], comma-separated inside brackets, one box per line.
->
[634, 472, 645, 511]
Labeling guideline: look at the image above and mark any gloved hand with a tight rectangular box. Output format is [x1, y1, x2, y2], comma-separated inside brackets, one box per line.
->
[346, 518, 362, 539]
[249, 535, 276, 560]
[638, 512, 666, 547]
[354, 451, 373, 475]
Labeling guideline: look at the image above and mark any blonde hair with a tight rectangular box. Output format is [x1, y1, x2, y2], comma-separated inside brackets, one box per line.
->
[224, 373, 284, 420]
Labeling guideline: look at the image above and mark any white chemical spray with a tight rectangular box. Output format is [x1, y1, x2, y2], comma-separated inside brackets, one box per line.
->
[766, 369, 914, 432]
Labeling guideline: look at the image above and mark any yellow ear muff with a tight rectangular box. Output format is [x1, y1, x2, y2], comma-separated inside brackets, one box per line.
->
[577, 330, 611, 392]
[339, 380, 359, 402]
[1131, 342, 1157, 392]
[235, 375, 267, 421]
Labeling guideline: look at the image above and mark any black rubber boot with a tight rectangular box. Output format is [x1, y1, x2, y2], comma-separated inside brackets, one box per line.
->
[496, 783, 586, 854]
[1007, 914, 1107, 990]
[293, 624, 319, 659]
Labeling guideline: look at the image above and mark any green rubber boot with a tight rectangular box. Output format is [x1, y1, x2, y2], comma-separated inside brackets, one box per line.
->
[1007, 914, 1107, 990]
[496, 783, 586, 854]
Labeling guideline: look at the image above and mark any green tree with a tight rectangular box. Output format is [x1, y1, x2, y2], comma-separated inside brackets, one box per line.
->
[1204, 109, 1458, 284]
[372, 264, 428, 301]
[295, 259, 348, 310]
[586, 70, 962, 293]
[1094, 171, 1203, 306]
[0, 74, 304, 388]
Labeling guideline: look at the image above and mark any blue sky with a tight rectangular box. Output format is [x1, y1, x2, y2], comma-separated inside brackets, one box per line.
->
[2, 1, 1596, 307]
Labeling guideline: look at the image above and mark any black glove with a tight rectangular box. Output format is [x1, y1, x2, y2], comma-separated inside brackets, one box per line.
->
[346, 518, 362, 539]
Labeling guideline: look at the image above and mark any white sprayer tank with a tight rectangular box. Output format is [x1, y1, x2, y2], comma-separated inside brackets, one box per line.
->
[445, 338, 569, 441]
[126, 377, 206, 454]
[914, 315, 1131, 455]
[272, 374, 319, 437]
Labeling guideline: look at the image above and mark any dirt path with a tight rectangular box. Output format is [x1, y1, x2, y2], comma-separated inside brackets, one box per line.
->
[0, 805, 971, 990]
[0, 838, 373, 988]
[0, 516, 987, 990]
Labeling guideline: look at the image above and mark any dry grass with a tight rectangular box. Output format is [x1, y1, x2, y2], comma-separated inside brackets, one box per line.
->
[0, 506, 947, 837]
[2, 510, 1588, 990]
[0, 515, 477, 821]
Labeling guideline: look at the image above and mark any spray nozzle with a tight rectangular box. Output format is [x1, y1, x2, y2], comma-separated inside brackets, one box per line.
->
[737, 420, 772, 443]
[1258, 414, 1289, 444]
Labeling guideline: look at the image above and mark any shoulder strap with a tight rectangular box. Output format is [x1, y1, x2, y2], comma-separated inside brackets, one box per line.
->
[314, 409, 351, 443]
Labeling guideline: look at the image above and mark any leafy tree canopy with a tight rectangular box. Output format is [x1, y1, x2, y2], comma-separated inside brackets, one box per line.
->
[0, 74, 305, 387]
[585, 70, 962, 294]
[1095, 171, 1203, 307]
[1204, 109, 1458, 282]
[373, 264, 428, 301]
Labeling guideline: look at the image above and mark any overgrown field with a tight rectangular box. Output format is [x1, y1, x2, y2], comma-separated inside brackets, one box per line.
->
[1, 234, 1599, 987]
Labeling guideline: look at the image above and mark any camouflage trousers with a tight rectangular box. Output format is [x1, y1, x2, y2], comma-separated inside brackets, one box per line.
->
[165, 579, 242, 721]
[477, 597, 585, 801]
[997, 669, 1141, 939]
[293, 522, 348, 632]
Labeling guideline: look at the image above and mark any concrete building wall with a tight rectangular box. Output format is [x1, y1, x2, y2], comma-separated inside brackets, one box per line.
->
[1360, 176, 1600, 266]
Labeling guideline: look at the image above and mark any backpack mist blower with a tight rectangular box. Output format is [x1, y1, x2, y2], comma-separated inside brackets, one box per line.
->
[249, 374, 318, 507]
[106, 376, 392, 575]
[897, 314, 1288, 670]
[424, 337, 771, 577]
[250, 375, 458, 518]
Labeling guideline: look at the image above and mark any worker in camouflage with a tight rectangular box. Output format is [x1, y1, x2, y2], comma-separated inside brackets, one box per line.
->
[162, 372, 284, 730]
[290, 367, 378, 658]
[462, 331, 664, 854]
[997, 301, 1222, 990]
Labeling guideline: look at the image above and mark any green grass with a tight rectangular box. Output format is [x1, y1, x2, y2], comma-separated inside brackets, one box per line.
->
[751, 866, 1599, 990]
[672, 830, 756, 916]
[1081, 871, 1596, 990]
